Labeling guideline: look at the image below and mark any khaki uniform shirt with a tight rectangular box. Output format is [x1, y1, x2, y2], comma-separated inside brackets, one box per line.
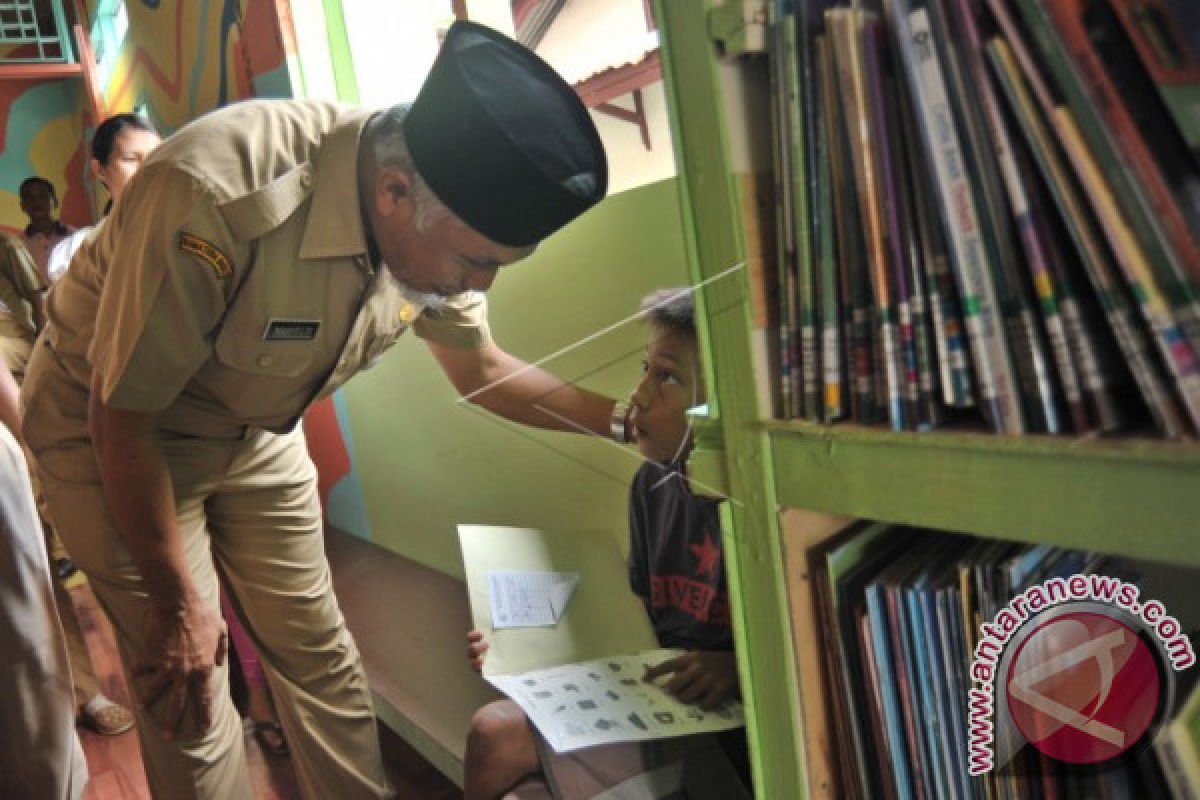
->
[40, 100, 489, 441]
[24, 221, 73, 281]
[0, 232, 46, 334]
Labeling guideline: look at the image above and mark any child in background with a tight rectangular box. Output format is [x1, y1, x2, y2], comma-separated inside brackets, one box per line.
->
[462, 288, 743, 799]
[19, 176, 74, 280]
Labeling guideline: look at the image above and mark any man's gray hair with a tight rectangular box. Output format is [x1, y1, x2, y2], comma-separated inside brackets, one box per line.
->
[371, 105, 458, 233]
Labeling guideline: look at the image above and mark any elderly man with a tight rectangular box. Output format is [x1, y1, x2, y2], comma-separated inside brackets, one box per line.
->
[23, 21, 623, 800]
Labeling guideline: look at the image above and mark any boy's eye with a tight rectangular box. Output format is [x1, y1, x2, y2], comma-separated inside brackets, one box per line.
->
[660, 370, 680, 385]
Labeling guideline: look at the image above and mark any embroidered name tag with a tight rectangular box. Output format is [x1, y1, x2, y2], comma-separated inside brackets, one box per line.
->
[263, 319, 321, 341]
[178, 232, 232, 278]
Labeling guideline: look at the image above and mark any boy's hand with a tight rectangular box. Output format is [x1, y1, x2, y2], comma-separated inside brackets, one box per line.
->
[643, 650, 740, 710]
[466, 629, 490, 673]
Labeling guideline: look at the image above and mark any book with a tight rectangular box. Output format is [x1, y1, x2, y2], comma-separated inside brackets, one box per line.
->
[890, 1, 1026, 434]
[930, 0, 1064, 434]
[1011, 0, 1200, 431]
[823, 16, 881, 423]
[985, 31, 1190, 436]
[1038, 0, 1200, 340]
[768, 1, 800, 419]
[815, 35, 846, 423]
[830, 7, 910, 431]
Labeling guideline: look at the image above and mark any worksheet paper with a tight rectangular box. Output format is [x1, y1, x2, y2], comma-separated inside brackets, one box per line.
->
[488, 649, 744, 753]
[487, 570, 579, 628]
[459, 525, 745, 753]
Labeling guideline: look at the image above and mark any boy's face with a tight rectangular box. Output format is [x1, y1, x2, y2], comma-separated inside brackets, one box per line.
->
[629, 324, 705, 465]
[20, 181, 56, 223]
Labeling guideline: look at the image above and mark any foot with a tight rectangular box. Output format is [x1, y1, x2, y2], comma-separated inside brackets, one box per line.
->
[79, 696, 134, 736]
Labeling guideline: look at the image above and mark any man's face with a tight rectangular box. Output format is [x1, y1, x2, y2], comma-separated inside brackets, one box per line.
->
[629, 325, 706, 465]
[378, 212, 533, 298]
[367, 165, 534, 298]
[20, 181, 56, 223]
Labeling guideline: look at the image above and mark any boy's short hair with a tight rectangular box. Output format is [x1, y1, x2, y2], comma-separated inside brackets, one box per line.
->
[19, 176, 55, 202]
[640, 288, 696, 339]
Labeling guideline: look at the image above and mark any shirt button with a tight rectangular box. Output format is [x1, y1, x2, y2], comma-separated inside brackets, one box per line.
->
[300, 172, 313, 188]
[257, 354, 274, 368]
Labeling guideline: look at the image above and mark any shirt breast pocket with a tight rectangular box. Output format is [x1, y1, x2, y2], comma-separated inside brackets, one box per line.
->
[209, 326, 316, 415]
[214, 327, 315, 376]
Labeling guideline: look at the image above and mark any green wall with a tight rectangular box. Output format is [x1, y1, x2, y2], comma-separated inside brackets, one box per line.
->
[340, 177, 691, 576]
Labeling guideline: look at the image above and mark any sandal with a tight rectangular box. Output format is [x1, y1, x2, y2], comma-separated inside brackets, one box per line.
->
[250, 720, 290, 757]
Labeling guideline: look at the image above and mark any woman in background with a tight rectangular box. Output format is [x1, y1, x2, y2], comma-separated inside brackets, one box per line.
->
[47, 113, 161, 278]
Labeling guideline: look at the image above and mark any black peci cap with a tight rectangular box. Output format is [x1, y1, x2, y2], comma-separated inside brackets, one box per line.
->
[406, 20, 608, 248]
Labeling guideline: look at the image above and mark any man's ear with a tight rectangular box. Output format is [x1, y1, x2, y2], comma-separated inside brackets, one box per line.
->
[376, 165, 415, 221]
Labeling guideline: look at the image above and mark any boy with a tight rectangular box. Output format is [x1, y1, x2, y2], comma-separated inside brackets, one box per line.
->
[463, 288, 741, 799]
[18, 176, 74, 279]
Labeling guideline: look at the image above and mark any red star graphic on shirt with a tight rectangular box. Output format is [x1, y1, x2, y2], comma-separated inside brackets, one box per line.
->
[689, 533, 721, 580]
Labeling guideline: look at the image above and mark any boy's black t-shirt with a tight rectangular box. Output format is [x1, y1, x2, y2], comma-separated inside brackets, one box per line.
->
[627, 461, 732, 652]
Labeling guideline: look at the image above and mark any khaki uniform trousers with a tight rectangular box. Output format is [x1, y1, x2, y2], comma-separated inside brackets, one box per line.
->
[34, 424, 394, 800]
[0, 313, 34, 383]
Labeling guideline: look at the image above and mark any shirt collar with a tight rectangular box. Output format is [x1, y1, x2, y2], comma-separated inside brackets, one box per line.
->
[25, 220, 70, 237]
[299, 110, 375, 261]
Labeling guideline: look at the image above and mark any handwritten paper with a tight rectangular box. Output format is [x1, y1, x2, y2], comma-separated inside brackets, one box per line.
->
[488, 570, 580, 628]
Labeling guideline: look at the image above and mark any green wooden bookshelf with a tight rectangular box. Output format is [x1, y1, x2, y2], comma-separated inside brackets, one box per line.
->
[655, 1, 1200, 798]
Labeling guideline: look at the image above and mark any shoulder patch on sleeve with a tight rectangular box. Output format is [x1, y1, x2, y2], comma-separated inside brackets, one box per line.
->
[178, 232, 232, 278]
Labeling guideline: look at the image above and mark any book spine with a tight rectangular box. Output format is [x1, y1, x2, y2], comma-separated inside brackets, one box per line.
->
[1039, 0, 1200, 337]
[864, 18, 924, 430]
[832, 8, 907, 430]
[769, 3, 798, 419]
[902, 6, 1025, 433]
[986, 35, 1189, 437]
[951, 0, 1090, 432]
[817, 35, 845, 422]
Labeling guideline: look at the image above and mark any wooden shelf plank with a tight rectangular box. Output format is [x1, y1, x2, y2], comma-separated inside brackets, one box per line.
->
[768, 424, 1200, 565]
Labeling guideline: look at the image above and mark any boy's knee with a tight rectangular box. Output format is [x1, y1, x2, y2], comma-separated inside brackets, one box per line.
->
[468, 701, 528, 754]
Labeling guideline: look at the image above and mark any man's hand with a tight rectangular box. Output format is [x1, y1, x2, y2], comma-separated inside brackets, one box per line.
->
[466, 629, 490, 673]
[133, 599, 228, 740]
[643, 650, 740, 710]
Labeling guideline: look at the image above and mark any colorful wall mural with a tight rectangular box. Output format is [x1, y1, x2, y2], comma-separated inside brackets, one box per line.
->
[1, 0, 296, 234]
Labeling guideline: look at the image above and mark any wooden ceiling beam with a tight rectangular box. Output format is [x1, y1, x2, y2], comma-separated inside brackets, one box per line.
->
[573, 50, 660, 108]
